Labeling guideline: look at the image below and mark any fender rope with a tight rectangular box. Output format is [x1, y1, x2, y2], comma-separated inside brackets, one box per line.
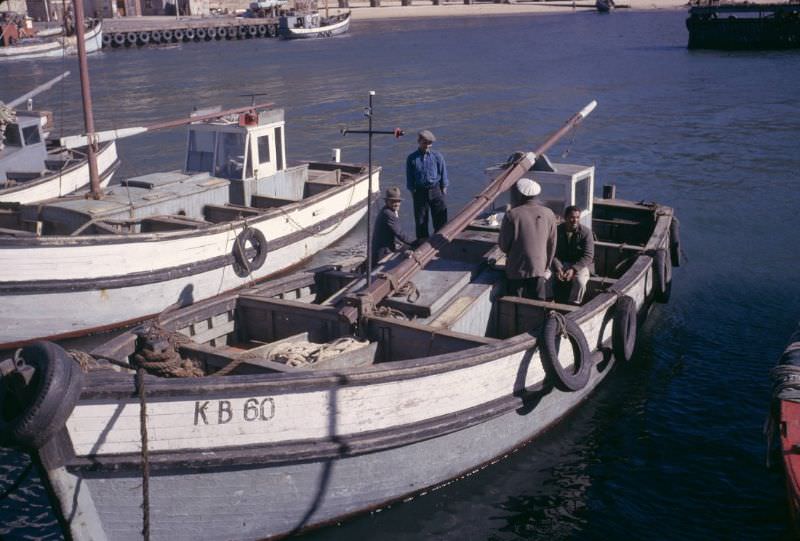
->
[137, 367, 151, 541]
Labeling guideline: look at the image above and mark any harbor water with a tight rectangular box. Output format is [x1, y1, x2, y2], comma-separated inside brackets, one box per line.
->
[2, 9, 800, 540]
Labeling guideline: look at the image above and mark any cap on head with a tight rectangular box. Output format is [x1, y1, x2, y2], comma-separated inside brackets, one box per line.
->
[418, 130, 436, 143]
[384, 186, 403, 201]
[516, 178, 541, 197]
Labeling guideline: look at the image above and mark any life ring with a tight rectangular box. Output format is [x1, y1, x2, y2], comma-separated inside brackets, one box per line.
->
[0, 342, 83, 449]
[257, 24, 267, 36]
[126, 32, 138, 45]
[232, 227, 268, 277]
[539, 311, 592, 392]
[612, 295, 638, 363]
[652, 247, 672, 303]
[113, 32, 126, 46]
[669, 216, 682, 267]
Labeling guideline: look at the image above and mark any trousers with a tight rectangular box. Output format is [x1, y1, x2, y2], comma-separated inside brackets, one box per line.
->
[412, 185, 448, 239]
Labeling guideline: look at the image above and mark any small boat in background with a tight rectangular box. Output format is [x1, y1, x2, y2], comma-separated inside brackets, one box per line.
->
[596, 0, 616, 13]
[686, 1, 800, 50]
[0, 72, 119, 204]
[770, 326, 800, 531]
[279, 10, 350, 39]
[0, 19, 102, 60]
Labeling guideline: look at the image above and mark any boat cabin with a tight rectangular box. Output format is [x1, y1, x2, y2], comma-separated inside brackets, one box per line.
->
[529, 156, 594, 228]
[0, 111, 48, 183]
[279, 12, 321, 31]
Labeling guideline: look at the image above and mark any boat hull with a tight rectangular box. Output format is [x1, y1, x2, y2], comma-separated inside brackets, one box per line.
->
[30, 201, 674, 541]
[0, 169, 377, 347]
[0, 21, 103, 60]
[0, 141, 119, 204]
[686, 4, 800, 50]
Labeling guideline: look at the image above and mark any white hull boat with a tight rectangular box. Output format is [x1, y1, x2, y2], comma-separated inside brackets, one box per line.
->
[0, 20, 102, 61]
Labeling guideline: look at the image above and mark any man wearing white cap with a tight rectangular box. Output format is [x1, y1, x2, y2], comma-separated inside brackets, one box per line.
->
[498, 178, 557, 300]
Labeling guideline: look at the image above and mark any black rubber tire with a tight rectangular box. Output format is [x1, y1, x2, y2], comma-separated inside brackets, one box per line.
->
[185, 28, 195, 41]
[174, 29, 185, 41]
[248, 25, 258, 36]
[113, 33, 126, 46]
[0, 342, 83, 449]
[126, 32, 138, 45]
[612, 295, 638, 363]
[540, 313, 592, 392]
[238, 26, 247, 38]
[217, 27, 228, 39]
[151, 30, 162, 43]
[268, 24, 277, 37]
[257, 24, 267, 36]
[233, 227, 268, 277]
[207, 27, 217, 39]
[196, 27, 207, 40]
[162, 30, 173, 42]
[653, 248, 672, 303]
[138, 32, 150, 44]
[669, 216, 681, 268]
[102, 33, 112, 47]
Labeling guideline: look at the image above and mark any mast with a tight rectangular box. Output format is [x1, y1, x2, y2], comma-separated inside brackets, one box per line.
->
[71, 0, 102, 199]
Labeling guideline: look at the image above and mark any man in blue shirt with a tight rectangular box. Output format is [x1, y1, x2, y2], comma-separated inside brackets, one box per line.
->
[406, 129, 449, 240]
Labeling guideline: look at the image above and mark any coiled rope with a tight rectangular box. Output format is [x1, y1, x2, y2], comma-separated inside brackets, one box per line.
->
[131, 322, 203, 378]
[257, 337, 369, 368]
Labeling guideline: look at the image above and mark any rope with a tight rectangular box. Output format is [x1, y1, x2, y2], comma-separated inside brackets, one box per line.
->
[549, 310, 569, 339]
[130, 322, 203, 378]
[391, 280, 420, 303]
[259, 337, 369, 368]
[136, 367, 151, 541]
[373, 306, 409, 320]
[0, 460, 32, 501]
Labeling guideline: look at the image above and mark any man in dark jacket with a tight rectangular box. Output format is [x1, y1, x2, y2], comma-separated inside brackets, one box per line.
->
[406, 129, 449, 240]
[498, 178, 557, 300]
[371, 186, 416, 266]
[553, 205, 594, 304]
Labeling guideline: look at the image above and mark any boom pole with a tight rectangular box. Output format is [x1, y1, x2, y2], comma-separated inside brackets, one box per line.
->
[341, 100, 597, 322]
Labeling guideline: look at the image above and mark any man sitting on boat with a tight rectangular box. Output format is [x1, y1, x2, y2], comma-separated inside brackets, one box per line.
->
[371, 186, 416, 266]
[552, 205, 594, 305]
[498, 178, 557, 300]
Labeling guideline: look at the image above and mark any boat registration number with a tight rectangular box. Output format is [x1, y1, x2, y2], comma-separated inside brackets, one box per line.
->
[193, 398, 275, 425]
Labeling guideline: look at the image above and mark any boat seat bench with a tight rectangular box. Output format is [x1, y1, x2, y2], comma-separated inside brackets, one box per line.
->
[203, 204, 262, 223]
[250, 194, 298, 209]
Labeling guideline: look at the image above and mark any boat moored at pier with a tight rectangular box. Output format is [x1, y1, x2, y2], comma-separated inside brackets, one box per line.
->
[686, 1, 800, 49]
[0, 102, 682, 541]
[0, 19, 102, 60]
[279, 11, 350, 39]
[0, 104, 379, 348]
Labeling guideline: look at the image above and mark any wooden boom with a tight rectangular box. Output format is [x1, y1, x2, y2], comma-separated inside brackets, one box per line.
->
[340, 100, 597, 322]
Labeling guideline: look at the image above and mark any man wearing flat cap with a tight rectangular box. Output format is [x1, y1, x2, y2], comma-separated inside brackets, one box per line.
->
[498, 178, 557, 300]
[372, 186, 416, 266]
[406, 129, 449, 240]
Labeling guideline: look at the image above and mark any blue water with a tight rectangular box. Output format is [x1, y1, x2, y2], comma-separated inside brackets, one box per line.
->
[2, 9, 800, 540]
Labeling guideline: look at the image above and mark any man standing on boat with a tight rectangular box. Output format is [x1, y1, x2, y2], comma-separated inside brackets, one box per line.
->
[552, 205, 594, 305]
[372, 186, 416, 266]
[406, 130, 449, 240]
[498, 178, 557, 300]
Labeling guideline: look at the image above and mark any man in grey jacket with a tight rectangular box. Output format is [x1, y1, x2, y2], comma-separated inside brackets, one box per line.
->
[553, 205, 594, 305]
[498, 178, 557, 300]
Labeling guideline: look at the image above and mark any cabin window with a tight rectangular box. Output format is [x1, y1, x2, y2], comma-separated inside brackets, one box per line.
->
[186, 130, 216, 174]
[215, 132, 246, 180]
[574, 175, 591, 211]
[275, 127, 283, 170]
[539, 182, 566, 216]
[257, 135, 270, 164]
[3, 125, 22, 147]
[22, 126, 41, 145]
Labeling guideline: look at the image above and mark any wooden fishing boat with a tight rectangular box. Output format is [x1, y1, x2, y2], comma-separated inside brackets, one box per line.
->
[0, 19, 102, 60]
[1, 73, 118, 204]
[278, 11, 350, 39]
[770, 325, 800, 530]
[0, 103, 378, 348]
[686, 1, 800, 50]
[0, 103, 682, 541]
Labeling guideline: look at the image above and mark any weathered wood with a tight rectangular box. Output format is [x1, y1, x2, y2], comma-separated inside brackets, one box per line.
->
[496, 296, 577, 339]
